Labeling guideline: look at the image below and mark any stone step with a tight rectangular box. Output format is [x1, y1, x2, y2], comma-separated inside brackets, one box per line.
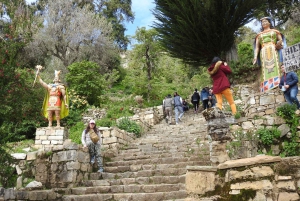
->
[105, 156, 209, 167]
[70, 183, 185, 195]
[104, 161, 207, 172]
[83, 175, 185, 187]
[101, 168, 187, 180]
[114, 148, 210, 160]
[62, 190, 187, 201]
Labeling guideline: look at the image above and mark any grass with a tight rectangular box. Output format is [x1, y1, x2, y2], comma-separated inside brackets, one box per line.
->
[5, 139, 36, 154]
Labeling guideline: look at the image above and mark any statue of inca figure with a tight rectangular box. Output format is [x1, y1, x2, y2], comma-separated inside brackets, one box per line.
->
[36, 66, 69, 127]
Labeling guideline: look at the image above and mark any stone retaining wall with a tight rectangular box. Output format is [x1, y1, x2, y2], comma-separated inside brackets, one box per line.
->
[186, 155, 300, 201]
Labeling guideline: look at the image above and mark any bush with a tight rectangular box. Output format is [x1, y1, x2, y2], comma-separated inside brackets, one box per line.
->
[97, 118, 116, 127]
[69, 121, 85, 144]
[117, 117, 142, 137]
[257, 127, 281, 146]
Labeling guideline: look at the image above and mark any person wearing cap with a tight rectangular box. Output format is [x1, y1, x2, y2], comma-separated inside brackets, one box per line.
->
[81, 120, 104, 172]
[253, 17, 286, 92]
[279, 64, 300, 109]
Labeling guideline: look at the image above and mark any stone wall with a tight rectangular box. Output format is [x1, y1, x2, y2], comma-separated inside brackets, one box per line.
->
[34, 127, 68, 150]
[186, 155, 300, 201]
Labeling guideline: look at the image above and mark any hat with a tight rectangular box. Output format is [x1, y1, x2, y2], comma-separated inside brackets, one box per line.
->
[89, 120, 95, 124]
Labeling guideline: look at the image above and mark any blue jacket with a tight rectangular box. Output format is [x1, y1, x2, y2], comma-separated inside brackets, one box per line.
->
[200, 89, 209, 101]
[279, 72, 299, 93]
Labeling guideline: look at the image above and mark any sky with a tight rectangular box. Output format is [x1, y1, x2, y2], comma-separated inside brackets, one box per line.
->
[124, 0, 156, 37]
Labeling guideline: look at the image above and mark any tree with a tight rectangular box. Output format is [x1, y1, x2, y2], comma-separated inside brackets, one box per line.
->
[153, 0, 264, 66]
[254, 0, 300, 27]
[130, 27, 162, 101]
[90, 0, 134, 50]
[66, 61, 119, 106]
[29, 0, 134, 50]
[25, 0, 118, 73]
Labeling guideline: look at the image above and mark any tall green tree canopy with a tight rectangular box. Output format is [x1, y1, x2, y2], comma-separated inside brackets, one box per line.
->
[254, 0, 300, 27]
[152, 0, 264, 66]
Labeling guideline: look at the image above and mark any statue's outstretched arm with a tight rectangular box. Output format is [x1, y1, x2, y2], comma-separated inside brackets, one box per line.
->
[38, 75, 49, 89]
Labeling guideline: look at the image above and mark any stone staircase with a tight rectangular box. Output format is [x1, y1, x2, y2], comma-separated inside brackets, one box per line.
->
[14, 111, 211, 201]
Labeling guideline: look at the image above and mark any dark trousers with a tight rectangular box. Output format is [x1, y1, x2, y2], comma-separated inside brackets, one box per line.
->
[192, 100, 199, 111]
[202, 99, 209, 109]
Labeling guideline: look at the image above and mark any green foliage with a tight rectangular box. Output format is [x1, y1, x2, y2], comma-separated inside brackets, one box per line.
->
[282, 141, 298, 157]
[254, 0, 300, 27]
[257, 127, 281, 146]
[117, 117, 142, 137]
[69, 121, 85, 144]
[66, 61, 105, 105]
[277, 103, 298, 120]
[229, 42, 260, 84]
[153, 0, 264, 65]
[97, 118, 116, 127]
[276, 104, 300, 157]
[61, 108, 85, 128]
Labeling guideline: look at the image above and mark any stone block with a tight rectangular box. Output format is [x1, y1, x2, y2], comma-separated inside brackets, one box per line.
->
[4, 188, 15, 200]
[35, 140, 42, 145]
[103, 137, 118, 144]
[36, 130, 46, 136]
[102, 130, 111, 138]
[230, 180, 273, 190]
[46, 129, 55, 136]
[250, 166, 274, 178]
[52, 145, 64, 151]
[276, 181, 296, 191]
[58, 170, 77, 183]
[77, 151, 90, 163]
[26, 151, 37, 161]
[278, 192, 299, 201]
[56, 129, 65, 136]
[52, 150, 77, 162]
[241, 121, 254, 130]
[28, 190, 49, 200]
[225, 169, 255, 182]
[260, 95, 275, 105]
[41, 140, 50, 145]
[265, 109, 274, 114]
[218, 155, 281, 169]
[186, 171, 216, 194]
[39, 135, 48, 140]
[11, 153, 27, 160]
[66, 161, 81, 170]
[48, 136, 64, 140]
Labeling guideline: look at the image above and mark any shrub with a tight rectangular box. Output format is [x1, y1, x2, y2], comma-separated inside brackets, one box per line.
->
[256, 127, 281, 146]
[117, 117, 142, 137]
[69, 121, 85, 144]
[97, 118, 116, 127]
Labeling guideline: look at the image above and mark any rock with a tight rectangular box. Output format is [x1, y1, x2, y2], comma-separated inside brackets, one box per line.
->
[25, 181, 43, 190]
[11, 153, 26, 160]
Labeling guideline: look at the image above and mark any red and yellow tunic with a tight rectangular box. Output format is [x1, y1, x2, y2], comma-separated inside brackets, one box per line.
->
[47, 85, 62, 111]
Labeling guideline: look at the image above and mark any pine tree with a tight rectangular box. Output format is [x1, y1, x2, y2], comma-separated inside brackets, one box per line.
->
[153, 0, 264, 66]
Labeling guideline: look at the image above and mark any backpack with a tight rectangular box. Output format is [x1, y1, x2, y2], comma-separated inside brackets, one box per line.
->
[192, 92, 200, 101]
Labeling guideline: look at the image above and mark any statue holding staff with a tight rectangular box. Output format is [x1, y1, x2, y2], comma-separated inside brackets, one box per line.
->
[253, 17, 286, 92]
[34, 66, 69, 127]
